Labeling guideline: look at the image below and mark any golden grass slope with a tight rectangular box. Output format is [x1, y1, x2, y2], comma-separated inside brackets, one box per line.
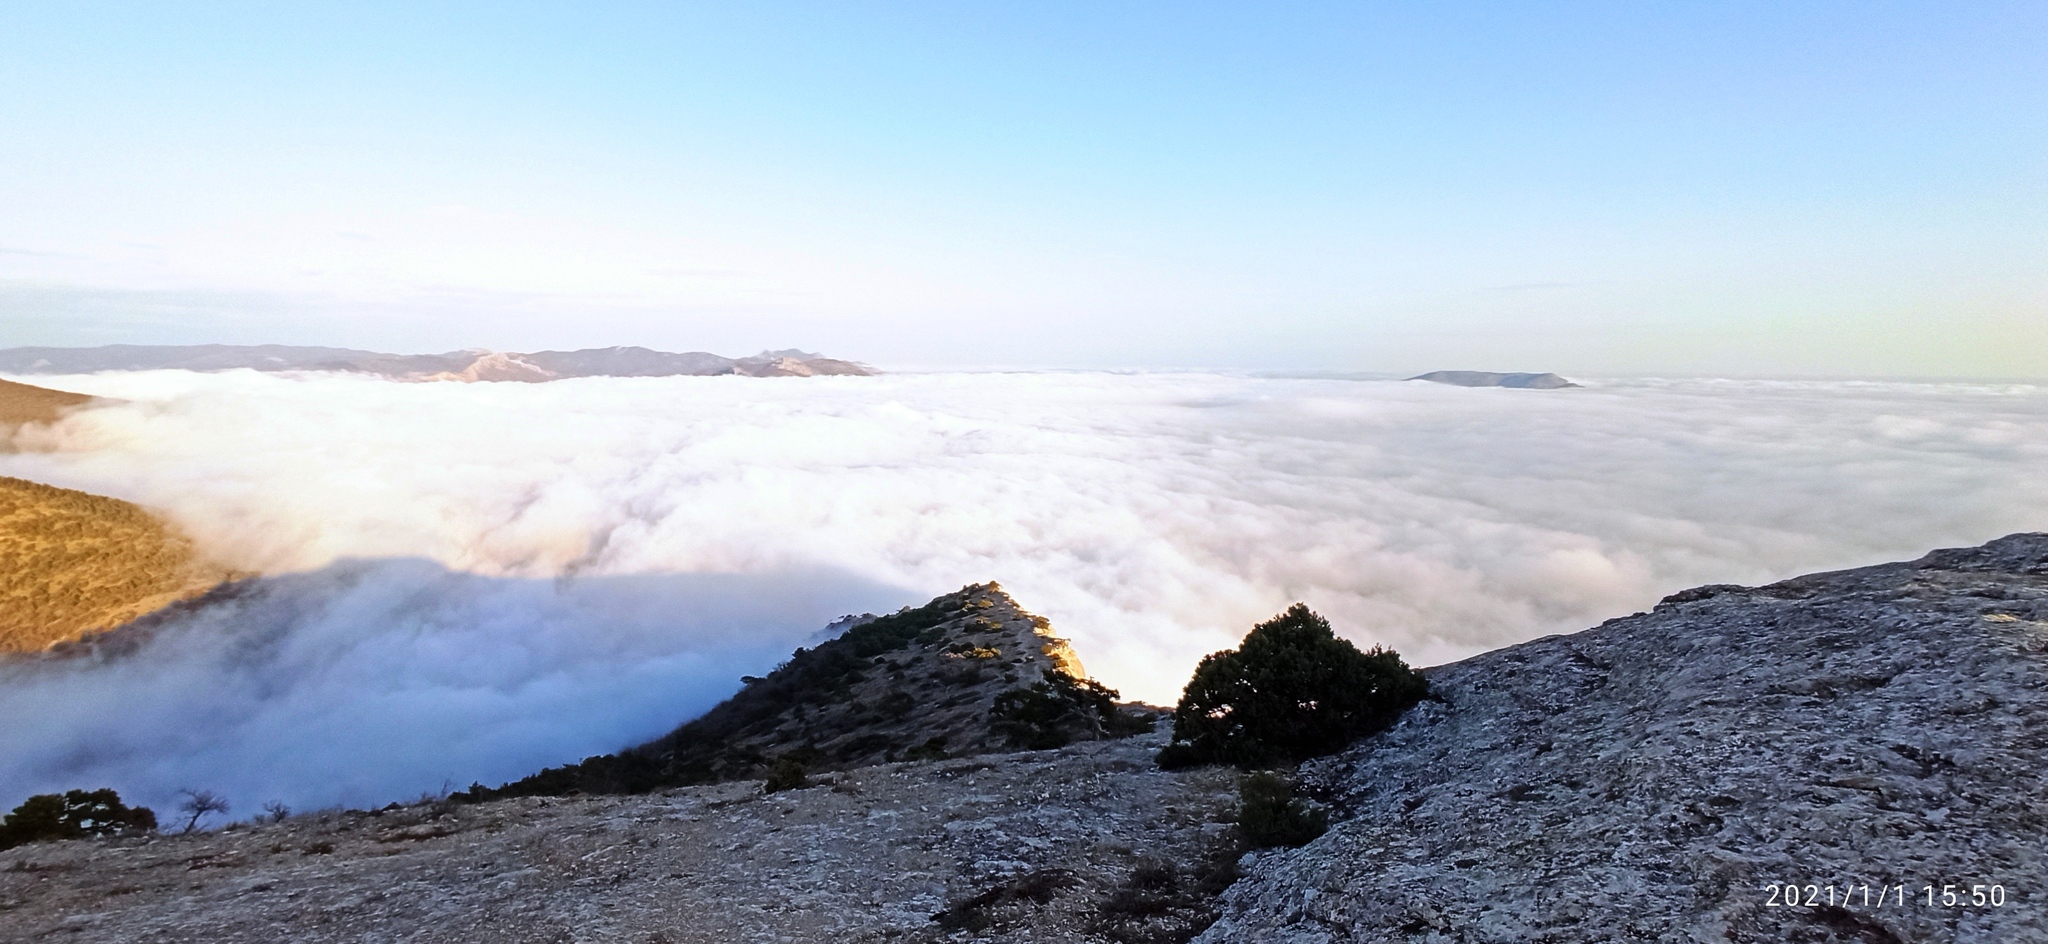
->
[0, 377, 94, 428]
[0, 476, 227, 652]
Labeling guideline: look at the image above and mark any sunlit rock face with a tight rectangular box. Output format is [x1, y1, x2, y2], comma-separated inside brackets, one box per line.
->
[1201, 533, 2048, 944]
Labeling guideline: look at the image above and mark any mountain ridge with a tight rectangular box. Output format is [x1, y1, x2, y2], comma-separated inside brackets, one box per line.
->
[0, 344, 877, 381]
[464, 582, 1149, 800]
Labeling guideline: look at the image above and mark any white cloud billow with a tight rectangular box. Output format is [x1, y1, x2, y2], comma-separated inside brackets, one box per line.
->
[2, 370, 2044, 813]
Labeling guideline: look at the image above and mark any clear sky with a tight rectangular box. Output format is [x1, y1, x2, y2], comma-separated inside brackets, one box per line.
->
[1, 2, 2042, 376]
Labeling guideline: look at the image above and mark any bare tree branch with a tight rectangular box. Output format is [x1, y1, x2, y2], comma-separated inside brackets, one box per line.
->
[176, 788, 229, 833]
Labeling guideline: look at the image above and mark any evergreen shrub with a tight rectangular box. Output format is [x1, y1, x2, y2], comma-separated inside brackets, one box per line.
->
[0, 789, 156, 849]
[1236, 772, 1327, 848]
[1157, 604, 1426, 769]
[990, 674, 1153, 750]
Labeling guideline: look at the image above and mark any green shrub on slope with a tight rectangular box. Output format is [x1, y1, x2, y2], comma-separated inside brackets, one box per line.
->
[990, 674, 1154, 751]
[1236, 772, 1327, 849]
[0, 789, 156, 849]
[1158, 604, 1426, 769]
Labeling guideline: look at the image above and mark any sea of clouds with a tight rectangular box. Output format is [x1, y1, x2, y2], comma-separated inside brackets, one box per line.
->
[3, 369, 2045, 815]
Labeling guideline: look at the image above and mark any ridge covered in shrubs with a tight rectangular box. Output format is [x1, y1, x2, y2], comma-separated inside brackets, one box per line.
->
[462, 583, 1150, 800]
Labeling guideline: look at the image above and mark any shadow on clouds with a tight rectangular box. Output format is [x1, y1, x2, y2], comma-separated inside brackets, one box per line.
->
[0, 557, 919, 816]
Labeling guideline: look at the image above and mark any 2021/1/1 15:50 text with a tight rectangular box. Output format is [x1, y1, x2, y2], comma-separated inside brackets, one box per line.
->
[1765, 883, 2008, 909]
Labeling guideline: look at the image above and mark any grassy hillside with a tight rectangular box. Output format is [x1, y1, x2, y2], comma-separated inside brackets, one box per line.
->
[0, 476, 226, 652]
[0, 377, 93, 429]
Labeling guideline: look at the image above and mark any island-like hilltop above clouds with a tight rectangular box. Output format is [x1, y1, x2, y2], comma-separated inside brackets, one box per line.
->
[1408, 369, 1579, 389]
[0, 344, 877, 381]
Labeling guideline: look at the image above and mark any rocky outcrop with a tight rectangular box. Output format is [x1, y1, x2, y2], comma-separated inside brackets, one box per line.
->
[1408, 370, 1578, 389]
[1200, 534, 2048, 943]
[0, 344, 878, 380]
[471, 583, 1147, 798]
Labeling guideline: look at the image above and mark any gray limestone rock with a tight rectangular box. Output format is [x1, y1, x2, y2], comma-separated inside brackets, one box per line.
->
[0, 730, 1239, 944]
[1197, 533, 2048, 943]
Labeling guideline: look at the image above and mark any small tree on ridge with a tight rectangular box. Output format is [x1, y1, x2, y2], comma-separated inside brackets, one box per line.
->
[1157, 604, 1427, 769]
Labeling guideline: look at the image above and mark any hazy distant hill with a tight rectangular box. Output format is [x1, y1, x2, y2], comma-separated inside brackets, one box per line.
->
[0, 344, 466, 376]
[1410, 370, 1579, 388]
[0, 345, 878, 381]
[0, 477, 228, 652]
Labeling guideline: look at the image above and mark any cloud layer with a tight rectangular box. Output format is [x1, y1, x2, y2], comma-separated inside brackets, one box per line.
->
[0, 561, 899, 815]
[3, 370, 2045, 813]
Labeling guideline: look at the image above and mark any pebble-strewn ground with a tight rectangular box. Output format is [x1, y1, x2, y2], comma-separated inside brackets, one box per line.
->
[0, 728, 1235, 944]
[1201, 534, 2048, 944]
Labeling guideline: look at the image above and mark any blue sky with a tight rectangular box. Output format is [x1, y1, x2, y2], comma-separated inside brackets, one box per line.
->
[1, 2, 2042, 375]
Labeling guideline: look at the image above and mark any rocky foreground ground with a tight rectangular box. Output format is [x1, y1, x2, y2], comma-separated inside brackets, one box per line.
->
[0, 728, 1236, 944]
[1204, 533, 2048, 944]
[5, 535, 2045, 943]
